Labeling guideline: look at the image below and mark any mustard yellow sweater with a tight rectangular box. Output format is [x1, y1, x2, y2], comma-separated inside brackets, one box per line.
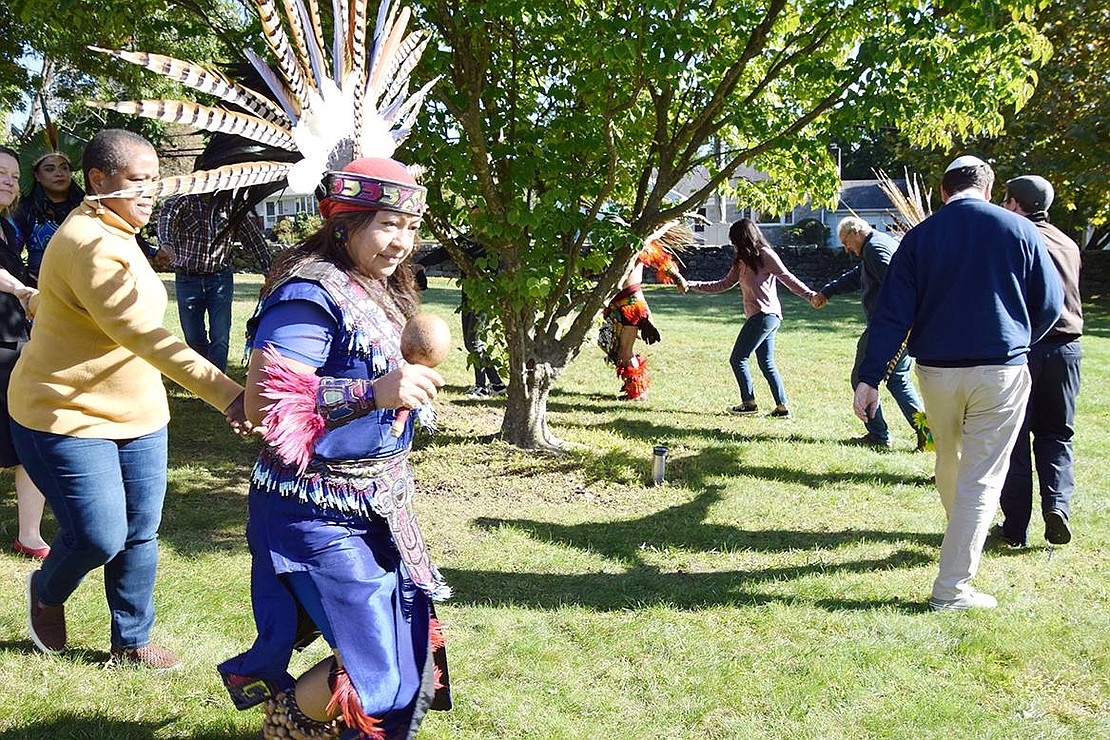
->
[10, 199, 242, 439]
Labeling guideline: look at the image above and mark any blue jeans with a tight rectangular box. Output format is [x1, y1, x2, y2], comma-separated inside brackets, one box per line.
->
[730, 312, 786, 406]
[999, 338, 1081, 543]
[176, 267, 234, 371]
[11, 422, 168, 649]
[851, 329, 925, 444]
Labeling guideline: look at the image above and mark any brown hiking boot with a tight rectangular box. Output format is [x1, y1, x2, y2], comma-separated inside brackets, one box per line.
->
[109, 643, 182, 672]
[26, 570, 66, 654]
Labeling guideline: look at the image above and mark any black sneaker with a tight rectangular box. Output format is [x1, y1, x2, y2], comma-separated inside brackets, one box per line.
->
[729, 403, 758, 415]
[846, 433, 892, 450]
[990, 523, 1026, 549]
[769, 407, 791, 418]
[1044, 510, 1072, 545]
[26, 570, 66, 654]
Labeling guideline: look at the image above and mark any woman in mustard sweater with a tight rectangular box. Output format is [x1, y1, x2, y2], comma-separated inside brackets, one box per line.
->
[11, 129, 250, 670]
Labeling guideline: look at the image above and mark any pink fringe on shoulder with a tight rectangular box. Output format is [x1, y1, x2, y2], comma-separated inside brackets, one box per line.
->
[327, 666, 385, 739]
[259, 345, 327, 474]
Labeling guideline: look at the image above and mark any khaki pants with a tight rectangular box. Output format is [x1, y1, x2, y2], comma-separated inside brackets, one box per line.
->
[916, 364, 1031, 601]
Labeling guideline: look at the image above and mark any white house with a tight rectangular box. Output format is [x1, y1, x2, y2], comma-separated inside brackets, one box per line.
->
[255, 191, 320, 231]
[672, 166, 906, 247]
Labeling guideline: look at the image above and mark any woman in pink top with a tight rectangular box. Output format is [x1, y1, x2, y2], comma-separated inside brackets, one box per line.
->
[690, 218, 817, 417]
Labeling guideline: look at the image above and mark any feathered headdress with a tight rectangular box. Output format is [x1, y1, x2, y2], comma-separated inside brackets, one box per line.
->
[87, 0, 438, 200]
[31, 102, 70, 170]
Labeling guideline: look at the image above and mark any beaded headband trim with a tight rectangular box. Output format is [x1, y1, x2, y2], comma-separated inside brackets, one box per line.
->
[323, 171, 427, 216]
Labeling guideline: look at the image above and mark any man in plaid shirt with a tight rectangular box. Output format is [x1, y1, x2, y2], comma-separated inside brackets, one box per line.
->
[157, 193, 273, 371]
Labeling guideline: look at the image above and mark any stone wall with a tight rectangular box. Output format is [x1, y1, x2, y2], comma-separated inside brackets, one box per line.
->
[416, 240, 1110, 302]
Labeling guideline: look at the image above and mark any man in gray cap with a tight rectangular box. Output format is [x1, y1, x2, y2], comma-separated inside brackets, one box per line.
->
[853, 155, 1064, 611]
[995, 175, 1083, 547]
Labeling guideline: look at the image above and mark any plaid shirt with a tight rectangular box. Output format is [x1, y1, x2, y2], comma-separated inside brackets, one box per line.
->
[157, 194, 272, 275]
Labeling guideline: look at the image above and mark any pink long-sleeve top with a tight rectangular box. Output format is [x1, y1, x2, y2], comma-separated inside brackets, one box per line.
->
[690, 246, 817, 319]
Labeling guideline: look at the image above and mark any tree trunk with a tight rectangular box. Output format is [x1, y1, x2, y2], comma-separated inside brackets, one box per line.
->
[498, 306, 570, 450]
[500, 357, 562, 450]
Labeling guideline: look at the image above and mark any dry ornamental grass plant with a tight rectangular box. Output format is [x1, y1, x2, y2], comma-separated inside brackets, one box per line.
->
[874, 168, 933, 237]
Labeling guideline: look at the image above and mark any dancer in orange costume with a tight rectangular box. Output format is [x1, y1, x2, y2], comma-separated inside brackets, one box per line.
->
[599, 221, 690, 400]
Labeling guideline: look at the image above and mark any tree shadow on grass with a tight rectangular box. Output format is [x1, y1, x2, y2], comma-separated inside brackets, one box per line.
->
[0, 641, 111, 667]
[462, 485, 939, 613]
[441, 553, 930, 613]
[1077, 299, 1110, 339]
[573, 435, 927, 490]
[475, 486, 941, 563]
[0, 714, 255, 740]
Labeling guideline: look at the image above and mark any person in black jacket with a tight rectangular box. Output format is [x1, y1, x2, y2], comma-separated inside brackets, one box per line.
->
[415, 235, 507, 397]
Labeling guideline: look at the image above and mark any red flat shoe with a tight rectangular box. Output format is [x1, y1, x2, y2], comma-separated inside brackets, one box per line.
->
[12, 539, 50, 560]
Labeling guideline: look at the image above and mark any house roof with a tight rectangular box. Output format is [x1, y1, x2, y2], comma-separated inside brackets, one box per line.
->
[837, 179, 903, 211]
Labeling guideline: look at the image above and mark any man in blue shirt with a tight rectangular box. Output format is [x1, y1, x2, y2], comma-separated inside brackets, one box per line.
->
[813, 217, 926, 450]
[854, 155, 1064, 612]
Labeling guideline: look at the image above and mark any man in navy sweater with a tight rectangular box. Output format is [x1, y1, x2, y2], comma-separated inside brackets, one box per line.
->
[854, 156, 1064, 612]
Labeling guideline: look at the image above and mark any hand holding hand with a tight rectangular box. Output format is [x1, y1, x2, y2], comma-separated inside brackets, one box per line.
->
[16, 287, 37, 318]
[810, 292, 828, 309]
[153, 244, 175, 270]
[372, 364, 446, 410]
[224, 392, 258, 438]
[853, 383, 879, 422]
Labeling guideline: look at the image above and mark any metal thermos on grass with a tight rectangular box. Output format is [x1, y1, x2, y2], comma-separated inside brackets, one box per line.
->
[652, 445, 668, 485]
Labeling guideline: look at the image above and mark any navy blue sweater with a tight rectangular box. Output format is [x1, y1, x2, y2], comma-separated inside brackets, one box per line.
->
[858, 197, 1063, 387]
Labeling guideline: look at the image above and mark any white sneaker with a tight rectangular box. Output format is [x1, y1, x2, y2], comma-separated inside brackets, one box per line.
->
[928, 591, 998, 612]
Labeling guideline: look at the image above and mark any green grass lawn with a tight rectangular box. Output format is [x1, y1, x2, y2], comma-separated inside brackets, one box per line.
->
[1, 275, 1107, 739]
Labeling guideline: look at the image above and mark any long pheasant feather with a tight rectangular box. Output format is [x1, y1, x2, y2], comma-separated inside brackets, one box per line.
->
[287, 0, 328, 89]
[377, 32, 428, 113]
[367, 5, 410, 99]
[89, 100, 298, 150]
[331, 0, 350, 82]
[368, 0, 396, 75]
[279, 0, 320, 92]
[89, 161, 292, 200]
[389, 75, 439, 142]
[244, 48, 299, 122]
[89, 47, 288, 126]
[348, 0, 371, 89]
[254, 0, 308, 115]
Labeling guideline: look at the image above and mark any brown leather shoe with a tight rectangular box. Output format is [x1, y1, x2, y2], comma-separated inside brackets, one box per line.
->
[26, 570, 66, 654]
[110, 643, 182, 672]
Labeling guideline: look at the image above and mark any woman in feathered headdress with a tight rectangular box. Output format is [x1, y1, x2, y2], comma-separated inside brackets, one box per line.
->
[217, 154, 451, 740]
[87, 1, 453, 733]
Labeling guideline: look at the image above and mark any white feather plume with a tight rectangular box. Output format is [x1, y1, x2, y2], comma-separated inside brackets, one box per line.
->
[89, 0, 436, 199]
